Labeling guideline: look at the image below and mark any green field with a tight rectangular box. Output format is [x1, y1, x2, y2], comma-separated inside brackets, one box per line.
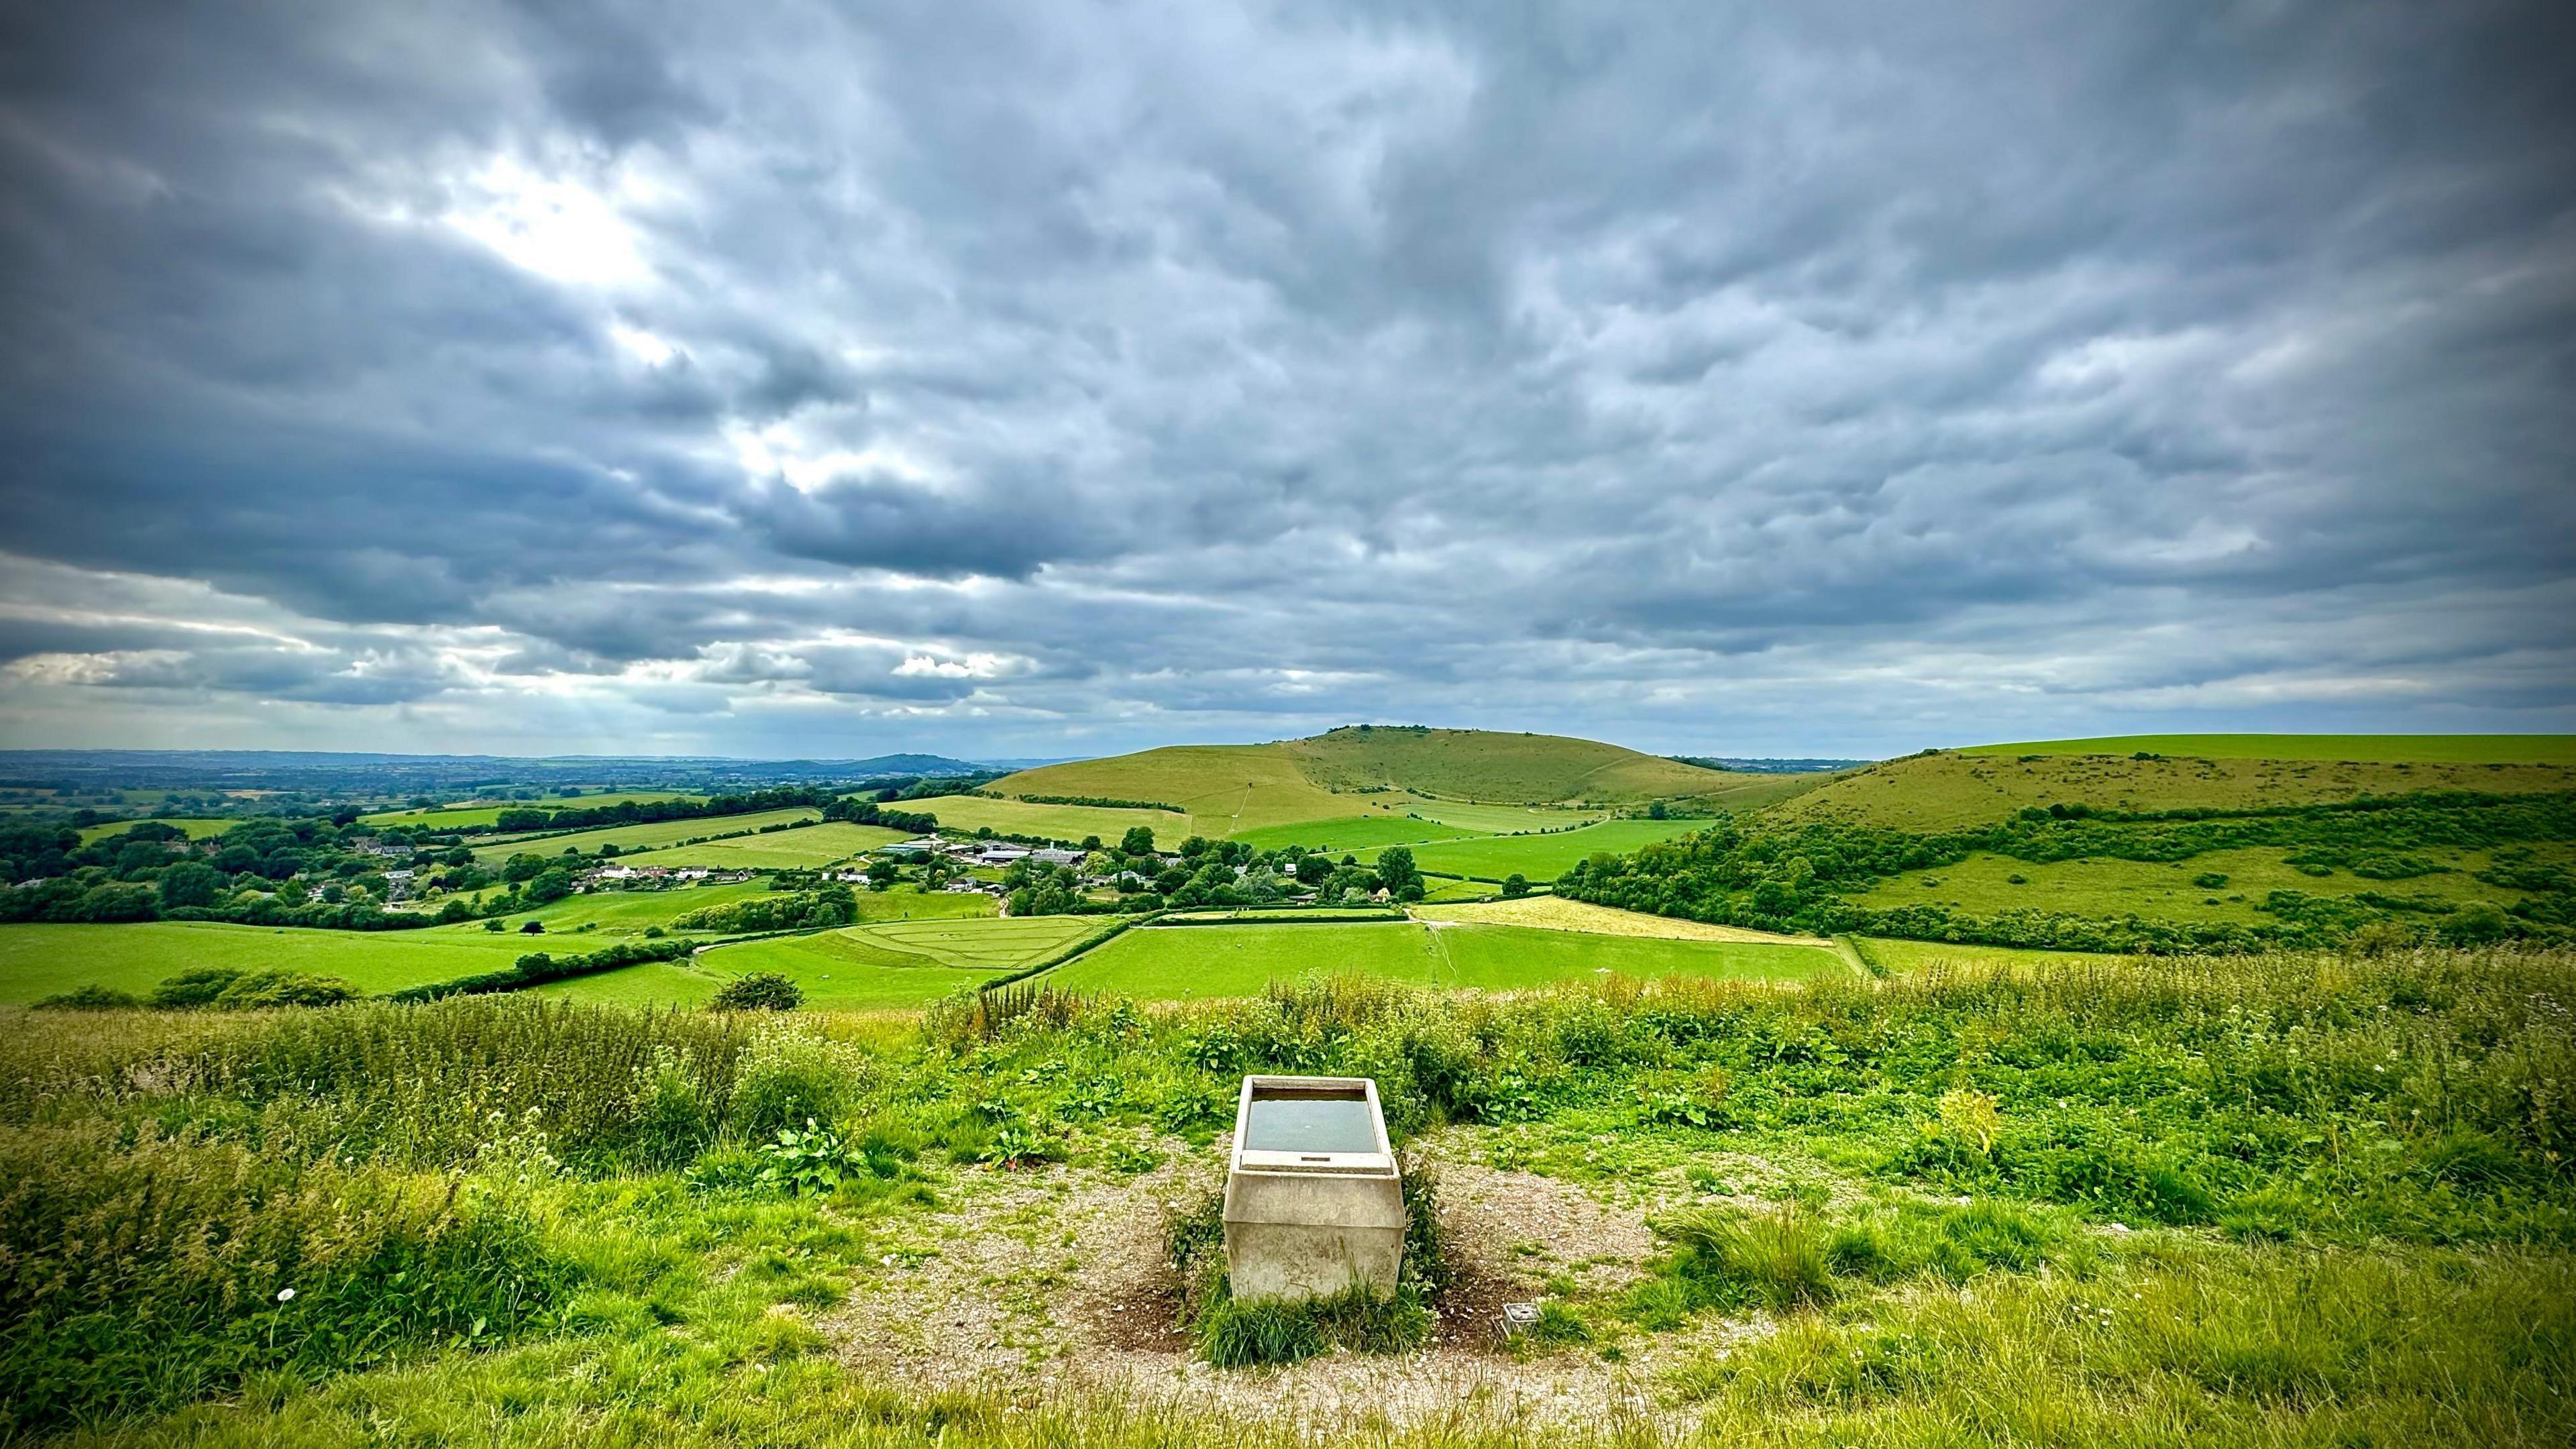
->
[900, 794, 1188, 846]
[1777, 750, 2576, 831]
[75, 818, 237, 844]
[362, 792, 698, 828]
[470, 808, 859, 863]
[1365, 816, 1717, 879]
[1841, 842, 2553, 929]
[1959, 733, 2576, 765]
[1432, 922, 1843, 988]
[1226, 814, 1495, 853]
[659, 915, 1105, 1010]
[1849, 936, 2124, 972]
[0, 921, 532, 1003]
[1046, 918, 1839, 1000]
[1403, 800, 1607, 832]
[467, 880, 780, 938]
[616, 821, 910, 869]
[460, 878, 986, 934]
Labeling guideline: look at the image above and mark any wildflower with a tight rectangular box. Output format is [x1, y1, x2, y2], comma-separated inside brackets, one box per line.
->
[277, 1287, 296, 1303]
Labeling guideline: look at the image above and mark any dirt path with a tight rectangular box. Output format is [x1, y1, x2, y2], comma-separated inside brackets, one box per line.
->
[824, 1132, 1750, 1436]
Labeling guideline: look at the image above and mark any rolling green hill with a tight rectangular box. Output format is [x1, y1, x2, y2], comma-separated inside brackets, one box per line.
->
[1279, 726, 1741, 803]
[967, 727, 1797, 841]
[1960, 733, 2576, 765]
[1775, 749, 2576, 832]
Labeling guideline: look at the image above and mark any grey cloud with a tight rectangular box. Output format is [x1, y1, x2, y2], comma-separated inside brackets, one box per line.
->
[0, 0, 2569, 757]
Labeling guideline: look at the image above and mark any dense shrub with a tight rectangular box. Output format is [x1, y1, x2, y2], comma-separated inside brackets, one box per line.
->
[709, 971, 805, 1012]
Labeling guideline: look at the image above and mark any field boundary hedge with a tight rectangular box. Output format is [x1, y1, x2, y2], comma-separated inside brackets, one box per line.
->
[386, 938, 694, 1002]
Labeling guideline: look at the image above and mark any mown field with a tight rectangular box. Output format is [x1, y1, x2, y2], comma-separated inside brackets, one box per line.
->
[1960, 732, 2576, 764]
[0, 920, 533, 1002]
[7, 947, 2567, 1446]
[73, 817, 236, 844]
[466, 810, 907, 866]
[1049, 917, 1844, 999]
[630, 914, 1106, 1009]
[361, 791, 700, 828]
[1362, 815, 1718, 879]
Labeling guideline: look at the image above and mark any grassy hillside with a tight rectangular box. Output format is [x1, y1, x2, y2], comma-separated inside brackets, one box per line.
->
[1281, 726, 1736, 803]
[984, 728, 1798, 841]
[1776, 750, 2576, 831]
[1962, 733, 2576, 764]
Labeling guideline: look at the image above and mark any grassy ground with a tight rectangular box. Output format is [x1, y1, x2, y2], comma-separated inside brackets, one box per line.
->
[900, 794, 1194, 845]
[1048, 918, 1839, 999]
[470, 807, 823, 861]
[1960, 733, 2576, 764]
[1430, 922, 1843, 988]
[1048, 920, 1438, 998]
[1412, 895, 1834, 946]
[0, 920, 533, 1002]
[615, 822, 910, 869]
[17, 949, 2567, 1445]
[1226, 814, 1495, 853]
[1849, 935, 2124, 972]
[1369, 816, 1717, 879]
[1400, 800, 1607, 832]
[669, 915, 1104, 1009]
[465, 880, 780, 936]
[360, 792, 700, 828]
[74, 818, 237, 844]
[1840, 841, 2560, 928]
[1775, 750, 2576, 830]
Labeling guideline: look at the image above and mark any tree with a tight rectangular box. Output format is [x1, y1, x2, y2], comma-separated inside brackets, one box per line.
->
[1374, 847, 1421, 898]
[1120, 825, 1158, 857]
[1294, 853, 1332, 886]
[525, 867, 575, 904]
[157, 861, 223, 910]
[710, 972, 804, 1011]
[865, 857, 902, 890]
[1648, 800, 1668, 820]
[1501, 873, 1530, 898]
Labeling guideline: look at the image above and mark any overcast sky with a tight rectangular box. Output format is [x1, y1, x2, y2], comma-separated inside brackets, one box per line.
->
[1, 1, 2570, 762]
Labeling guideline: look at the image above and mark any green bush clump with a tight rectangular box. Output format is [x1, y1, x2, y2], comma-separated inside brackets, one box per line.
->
[30, 983, 140, 1010]
[709, 971, 804, 1012]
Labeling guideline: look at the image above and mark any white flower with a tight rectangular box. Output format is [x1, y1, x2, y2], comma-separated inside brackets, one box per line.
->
[277, 1287, 296, 1302]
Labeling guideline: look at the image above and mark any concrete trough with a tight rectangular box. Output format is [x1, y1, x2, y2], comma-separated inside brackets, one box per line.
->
[1222, 1075, 1405, 1303]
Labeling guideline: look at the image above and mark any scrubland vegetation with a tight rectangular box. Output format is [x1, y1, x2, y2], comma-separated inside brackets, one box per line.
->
[3, 944, 2569, 1444]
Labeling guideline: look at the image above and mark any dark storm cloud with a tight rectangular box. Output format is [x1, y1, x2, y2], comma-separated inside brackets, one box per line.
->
[1, 0, 2570, 756]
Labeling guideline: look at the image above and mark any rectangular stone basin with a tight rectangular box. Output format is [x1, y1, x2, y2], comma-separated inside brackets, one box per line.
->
[1222, 1075, 1405, 1303]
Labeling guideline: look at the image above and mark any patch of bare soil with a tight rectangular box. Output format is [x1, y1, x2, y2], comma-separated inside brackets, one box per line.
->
[826, 1131, 1758, 1436]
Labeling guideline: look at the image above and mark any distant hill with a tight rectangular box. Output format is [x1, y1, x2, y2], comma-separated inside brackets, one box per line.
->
[1670, 755, 1869, 775]
[1956, 733, 2576, 765]
[969, 727, 1810, 839]
[1774, 747, 2576, 831]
